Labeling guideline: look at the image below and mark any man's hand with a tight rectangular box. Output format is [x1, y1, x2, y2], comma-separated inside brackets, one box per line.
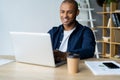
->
[53, 50, 68, 61]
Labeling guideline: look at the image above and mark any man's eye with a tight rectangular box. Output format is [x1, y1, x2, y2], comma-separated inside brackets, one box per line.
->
[68, 11, 73, 14]
[60, 10, 64, 13]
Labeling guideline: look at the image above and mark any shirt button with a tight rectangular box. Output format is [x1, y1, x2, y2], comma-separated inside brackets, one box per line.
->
[60, 41, 62, 43]
[56, 48, 59, 50]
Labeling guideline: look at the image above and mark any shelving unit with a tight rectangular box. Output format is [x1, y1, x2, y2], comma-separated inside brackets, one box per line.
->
[96, 2, 120, 58]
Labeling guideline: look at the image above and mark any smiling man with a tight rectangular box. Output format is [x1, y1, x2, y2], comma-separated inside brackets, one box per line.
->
[48, 0, 96, 60]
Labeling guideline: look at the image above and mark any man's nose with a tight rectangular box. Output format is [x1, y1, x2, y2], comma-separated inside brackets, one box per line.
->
[63, 12, 68, 18]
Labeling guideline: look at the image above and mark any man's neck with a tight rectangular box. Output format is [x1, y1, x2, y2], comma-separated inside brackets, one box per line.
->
[63, 22, 76, 31]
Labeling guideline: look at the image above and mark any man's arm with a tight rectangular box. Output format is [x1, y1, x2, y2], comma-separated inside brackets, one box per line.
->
[69, 27, 96, 59]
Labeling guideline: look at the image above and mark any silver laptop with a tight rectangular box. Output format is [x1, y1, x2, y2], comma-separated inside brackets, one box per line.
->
[10, 32, 66, 67]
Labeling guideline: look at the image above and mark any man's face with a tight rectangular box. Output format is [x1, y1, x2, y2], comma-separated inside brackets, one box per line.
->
[60, 2, 78, 26]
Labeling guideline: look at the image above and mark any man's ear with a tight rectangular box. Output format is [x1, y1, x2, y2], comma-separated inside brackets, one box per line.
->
[76, 9, 80, 16]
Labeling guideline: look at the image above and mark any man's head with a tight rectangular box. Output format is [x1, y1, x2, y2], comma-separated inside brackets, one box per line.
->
[60, 0, 79, 27]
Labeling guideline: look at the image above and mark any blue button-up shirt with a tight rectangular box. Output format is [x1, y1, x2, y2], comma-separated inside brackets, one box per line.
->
[48, 21, 96, 59]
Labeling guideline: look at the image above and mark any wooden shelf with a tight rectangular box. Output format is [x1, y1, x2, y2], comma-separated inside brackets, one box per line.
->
[96, 26, 120, 29]
[97, 11, 120, 14]
[96, 2, 120, 58]
[96, 40, 110, 43]
[97, 12, 111, 14]
[96, 26, 110, 28]
[111, 27, 120, 29]
[111, 42, 120, 45]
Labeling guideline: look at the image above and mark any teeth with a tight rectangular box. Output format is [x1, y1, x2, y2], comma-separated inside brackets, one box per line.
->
[63, 18, 68, 23]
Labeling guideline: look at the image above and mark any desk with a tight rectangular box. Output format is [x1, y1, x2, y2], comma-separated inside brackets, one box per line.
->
[0, 56, 120, 80]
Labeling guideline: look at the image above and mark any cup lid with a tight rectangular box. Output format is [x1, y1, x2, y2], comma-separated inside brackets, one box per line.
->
[67, 53, 79, 58]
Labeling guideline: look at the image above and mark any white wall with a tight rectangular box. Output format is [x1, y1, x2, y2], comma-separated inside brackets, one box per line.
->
[0, 0, 63, 55]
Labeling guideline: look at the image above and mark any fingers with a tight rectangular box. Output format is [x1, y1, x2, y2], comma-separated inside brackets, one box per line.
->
[53, 50, 67, 61]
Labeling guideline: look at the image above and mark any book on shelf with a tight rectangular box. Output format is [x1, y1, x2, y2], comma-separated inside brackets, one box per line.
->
[114, 29, 120, 43]
[111, 13, 120, 27]
[107, 18, 111, 27]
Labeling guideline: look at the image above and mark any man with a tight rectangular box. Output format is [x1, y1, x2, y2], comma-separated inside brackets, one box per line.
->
[48, 0, 96, 60]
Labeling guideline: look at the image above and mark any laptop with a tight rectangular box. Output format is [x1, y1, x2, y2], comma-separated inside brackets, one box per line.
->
[10, 32, 66, 67]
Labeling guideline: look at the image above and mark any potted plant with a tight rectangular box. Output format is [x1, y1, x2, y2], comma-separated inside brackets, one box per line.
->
[96, 0, 119, 7]
[105, 0, 116, 7]
[105, 0, 117, 12]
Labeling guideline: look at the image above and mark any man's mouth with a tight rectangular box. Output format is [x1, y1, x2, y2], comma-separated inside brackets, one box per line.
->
[63, 18, 69, 23]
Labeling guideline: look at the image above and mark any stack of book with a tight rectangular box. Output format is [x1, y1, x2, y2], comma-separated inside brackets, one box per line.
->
[112, 13, 120, 27]
[114, 29, 120, 43]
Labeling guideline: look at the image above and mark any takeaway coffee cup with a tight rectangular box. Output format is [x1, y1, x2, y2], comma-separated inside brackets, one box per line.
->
[67, 53, 79, 74]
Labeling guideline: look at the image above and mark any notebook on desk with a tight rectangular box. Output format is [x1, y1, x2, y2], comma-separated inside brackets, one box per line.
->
[10, 32, 66, 67]
[85, 61, 120, 75]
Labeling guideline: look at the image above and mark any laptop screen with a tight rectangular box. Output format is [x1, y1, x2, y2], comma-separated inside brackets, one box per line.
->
[10, 32, 56, 67]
